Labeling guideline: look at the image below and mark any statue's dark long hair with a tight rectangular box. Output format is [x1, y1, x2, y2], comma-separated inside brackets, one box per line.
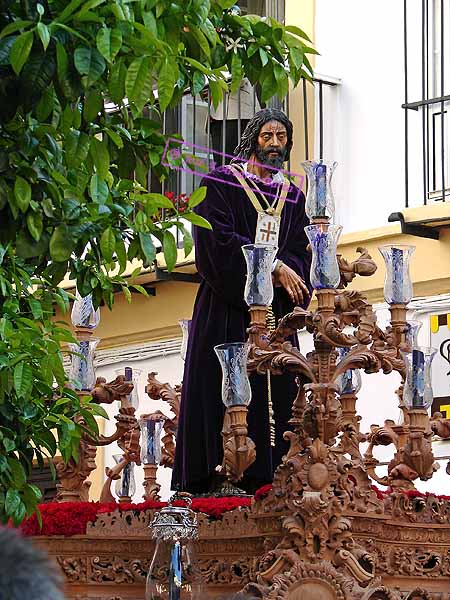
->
[232, 108, 293, 162]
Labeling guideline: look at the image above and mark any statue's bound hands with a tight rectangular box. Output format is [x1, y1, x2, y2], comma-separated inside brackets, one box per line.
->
[274, 262, 309, 305]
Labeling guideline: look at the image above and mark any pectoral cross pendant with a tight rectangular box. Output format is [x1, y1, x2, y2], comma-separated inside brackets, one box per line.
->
[255, 212, 280, 247]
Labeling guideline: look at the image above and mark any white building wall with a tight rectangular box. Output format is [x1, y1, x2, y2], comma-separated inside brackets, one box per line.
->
[314, 0, 425, 232]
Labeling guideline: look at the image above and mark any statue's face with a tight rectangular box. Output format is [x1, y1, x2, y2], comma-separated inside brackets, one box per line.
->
[255, 119, 288, 169]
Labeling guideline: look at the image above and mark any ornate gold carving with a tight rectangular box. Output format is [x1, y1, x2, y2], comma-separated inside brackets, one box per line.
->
[217, 405, 256, 484]
[145, 372, 181, 469]
[337, 247, 378, 288]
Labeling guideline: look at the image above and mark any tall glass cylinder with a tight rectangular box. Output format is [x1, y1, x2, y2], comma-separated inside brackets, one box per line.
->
[335, 347, 362, 394]
[401, 346, 436, 409]
[301, 159, 337, 221]
[405, 320, 423, 349]
[69, 337, 100, 391]
[178, 319, 192, 362]
[305, 223, 342, 289]
[71, 291, 100, 329]
[379, 245, 415, 304]
[242, 244, 277, 306]
[113, 455, 136, 500]
[140, 415, 164, 465]
[214, 342, 252, 407]
[115, 367, 141, 410]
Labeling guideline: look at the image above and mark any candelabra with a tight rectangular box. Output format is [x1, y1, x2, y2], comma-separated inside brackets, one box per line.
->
[232, 159, 450, 598]
[214, 342, 255, 494]
[57, 294, 141, 502]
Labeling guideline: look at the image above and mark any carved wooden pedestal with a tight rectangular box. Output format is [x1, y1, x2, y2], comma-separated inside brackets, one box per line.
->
[35, 493, 450, 600]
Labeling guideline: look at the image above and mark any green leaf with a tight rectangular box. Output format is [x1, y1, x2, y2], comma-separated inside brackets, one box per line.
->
[90, 137, 110, 179]
[259, 47, 268, 67]
[8, 458, 26, 488]
[14, 362, 33, 398]
[125, 56, 153, 112]
[0, 20, 33, 40]
[115, 237, 127, 273]
[182, 212, 212, 229]
[158, 59, 177, 112]
[230, 52, 243, 94]
[182, 56, 213, 77]
[65, 130, 90, 168]
[74, 46, 106, 86]
[96, 27, 122, 63]
[130, 284, 148, 297]
[285, 25, 312, 42]
[50, 224, 74, 261]
[5, 489, 21, 516]
[33, 428, 57, 456]
[89, 174, 108, 203]
[27, 211, 43, 241]
[188, 186, 207, 209]
[109, 59, 127, 104]
[289, 46, 304, 70]
[122, 285, 131, 303]
[261, 69, 277, 104]
[100, 227, 115, 262]
[28, 297, 43, 319]
[209, 79, 223, 109]
[10, 31, 33, 74]
[36, 22, 50, 50]
[177, 223, 193, 257]
[163, 231, 177, 271]
[56, 41, 68, 82]
[191, 71, 205, 96]
[36, 86, 54, 120]
[190, 24, 210, 59]
[83, 89, 103, 122]
[273, 63, 289, 100]
[14, 177, 31, 213]
[105, 129, 123, 148]
[56, 0, 86, 23]
[88, 403, 109, 419]
[139, 232, 156, 264]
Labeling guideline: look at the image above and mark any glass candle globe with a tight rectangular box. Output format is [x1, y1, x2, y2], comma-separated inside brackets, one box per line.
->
[304, 223, 342, 289]
[178, 319, 192, 362]
[335, 347, 362, 395]
[242, 243, 277, 306]
[214, 342, 252, 408]
[69, 337, 100, 391]
[114, 367, 141, 410]
[401, 346, 436, 409]
[379, 245, 415, 305]
[302, 159, 338, 221]
[113, 455, 136, 500]
[71, 291, 100, 329]
[140, 415, 164, 465]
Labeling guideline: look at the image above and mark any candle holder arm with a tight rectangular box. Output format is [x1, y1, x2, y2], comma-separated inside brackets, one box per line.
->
[337, 247, 377, 288]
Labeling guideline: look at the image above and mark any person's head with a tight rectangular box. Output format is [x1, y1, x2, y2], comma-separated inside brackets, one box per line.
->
[0, 528, 65, 600]
[233, 108, 293, 170]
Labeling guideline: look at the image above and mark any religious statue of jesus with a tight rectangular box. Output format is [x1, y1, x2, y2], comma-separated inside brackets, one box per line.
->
[172, 108, 312, 494]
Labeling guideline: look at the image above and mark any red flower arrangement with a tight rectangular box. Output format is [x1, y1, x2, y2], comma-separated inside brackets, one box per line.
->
[254, 484, 272, 501]
[18, 483, 450, 538]
[19, 495, 252, 537]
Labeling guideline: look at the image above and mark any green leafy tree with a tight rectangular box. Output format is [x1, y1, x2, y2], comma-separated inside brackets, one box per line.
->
[0, 0, 315, 523]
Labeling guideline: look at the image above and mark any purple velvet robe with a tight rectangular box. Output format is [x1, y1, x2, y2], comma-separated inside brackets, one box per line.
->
[172, 166, 312, 493]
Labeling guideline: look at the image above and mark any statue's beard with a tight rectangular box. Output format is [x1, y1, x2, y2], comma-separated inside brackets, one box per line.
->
[255, 145, 287, 170]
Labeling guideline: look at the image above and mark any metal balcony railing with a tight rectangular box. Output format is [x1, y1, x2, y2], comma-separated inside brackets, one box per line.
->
[403, 0, 450, 207]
